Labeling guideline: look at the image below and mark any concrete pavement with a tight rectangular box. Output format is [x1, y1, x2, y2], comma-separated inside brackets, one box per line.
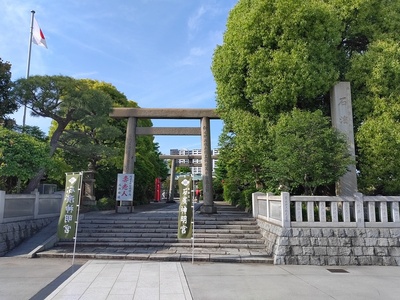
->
[0, 257, 86, 300]
[1, 257, 400, 299]
[183, 263, 400, 300]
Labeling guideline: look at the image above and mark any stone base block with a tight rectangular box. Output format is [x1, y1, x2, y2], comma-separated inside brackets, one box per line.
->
[116, 205, 133, 213]
[200, 205, 217, 214]
[82, 199, 96, 206]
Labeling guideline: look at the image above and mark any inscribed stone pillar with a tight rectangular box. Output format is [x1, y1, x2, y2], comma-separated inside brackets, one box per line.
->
[330, 82, 358, 196]
[200, 117, 217, 213]
[169, 159, 177, 202]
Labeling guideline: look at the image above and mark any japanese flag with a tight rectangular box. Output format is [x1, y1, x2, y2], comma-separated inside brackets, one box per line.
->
[32, 17, 47, 48]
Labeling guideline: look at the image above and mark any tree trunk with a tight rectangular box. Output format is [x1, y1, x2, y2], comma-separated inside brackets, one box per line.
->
[22, 122, 67, 193]
[23, 168, 45, 193]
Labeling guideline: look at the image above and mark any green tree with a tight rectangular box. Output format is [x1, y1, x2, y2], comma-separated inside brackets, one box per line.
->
[348, 40, 400, 194]
[0, 58, 16, 127]
[269, 109, 353, 195]
[0, 127, 50, 193]
[356, 115, 400, 195]
[176, 166, 191, 174]
[11, 75, 114, 192]
[212, 0, 400, 196]
[215, 122, 265, 208]
[56, 83, 119, 173]
[13, 125, 48, 142]
[49, 79, 168, 203]
[212, 0, 341, 122]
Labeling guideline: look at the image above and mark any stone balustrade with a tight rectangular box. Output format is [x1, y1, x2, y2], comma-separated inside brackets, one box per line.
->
[252, 192, 400, 265]
[0, 190, 63, 223]
[0, 190, 63, 256]
[252, 192, 400, 228]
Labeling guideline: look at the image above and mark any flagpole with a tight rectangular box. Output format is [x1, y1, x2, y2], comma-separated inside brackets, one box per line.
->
[23, 10, 35, 129]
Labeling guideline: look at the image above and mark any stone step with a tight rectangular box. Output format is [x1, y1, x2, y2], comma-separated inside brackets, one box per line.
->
[36, 247, 273, 264]
[56, 240, 267, 249]
[78, 227, 178, 235]
[58, 236, 266, 245]
[37, 201, 272, 263]
[75, 232, 263, 239]
[195, 233, 263, 239]
[195, 229, 260, 234]
[79, 219, 258, 226]
[78, 224, 259, 231]
[74, 229, 262, 237]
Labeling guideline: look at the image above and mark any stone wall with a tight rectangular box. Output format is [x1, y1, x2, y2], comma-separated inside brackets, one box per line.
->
[257, 218, 400, 266]
[0, 217, 56, 256]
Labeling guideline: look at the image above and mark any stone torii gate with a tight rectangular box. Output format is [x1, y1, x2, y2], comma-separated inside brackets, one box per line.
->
[159, 154, 219, 203]
[110, 108, 219, 213]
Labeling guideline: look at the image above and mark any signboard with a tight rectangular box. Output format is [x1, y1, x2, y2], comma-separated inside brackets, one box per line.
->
[116, 173, 134, 201]
[177, 176, 193, 239]
[57, 172, 82, 239]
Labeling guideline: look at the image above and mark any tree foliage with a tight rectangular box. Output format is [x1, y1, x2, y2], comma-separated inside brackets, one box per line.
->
[212, 0, 400, 199]
[12, 76, 113, 156]
[213, 0, 341, 122]
[39, 78, 168, 204]
[8, 75, 167, 203]
[356, 115, 400, 195]
[348, 39, 400, 194]
[269, 109, 352, 195]
[55, 80, 121, 172]
[11, 75, 115, 192]
[0, 127, 50, 192]
[0, 58, 16, 127]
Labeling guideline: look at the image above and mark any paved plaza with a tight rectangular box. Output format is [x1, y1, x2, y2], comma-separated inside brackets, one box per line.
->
[1, 256, 400, 299]
[2, 201, 400, 299]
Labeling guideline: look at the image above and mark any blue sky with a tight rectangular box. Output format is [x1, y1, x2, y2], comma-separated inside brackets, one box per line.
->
[0, 0, 238, 154]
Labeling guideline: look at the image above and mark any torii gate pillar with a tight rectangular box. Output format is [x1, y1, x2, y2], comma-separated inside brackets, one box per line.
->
[123, 117, 137, 174]
[168, 159, 177, 202]
[117, 116, 137, 213]
[200, 117, 217, 213]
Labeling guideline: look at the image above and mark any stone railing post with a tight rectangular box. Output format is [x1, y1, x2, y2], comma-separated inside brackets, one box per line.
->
[0, 190, 5, 223]
[393, 200, 400, 223]
[34, 189, 40, 219]
[354, 192, 365, 228]
[266, 192, 274, 220]
[252, 192, 263, 218]
[281, 192, 291, 228]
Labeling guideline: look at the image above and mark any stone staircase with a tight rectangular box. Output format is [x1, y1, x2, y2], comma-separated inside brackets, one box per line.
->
[36, 201, 273, 263]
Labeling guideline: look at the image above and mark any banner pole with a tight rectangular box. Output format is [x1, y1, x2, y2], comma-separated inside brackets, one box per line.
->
[72, 171, 83, 266]
[191, 175, 195, 264]
[192, 200, 194, 264]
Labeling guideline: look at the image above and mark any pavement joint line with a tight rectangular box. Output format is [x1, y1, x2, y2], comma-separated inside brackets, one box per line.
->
[30, 263, 84, 300]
